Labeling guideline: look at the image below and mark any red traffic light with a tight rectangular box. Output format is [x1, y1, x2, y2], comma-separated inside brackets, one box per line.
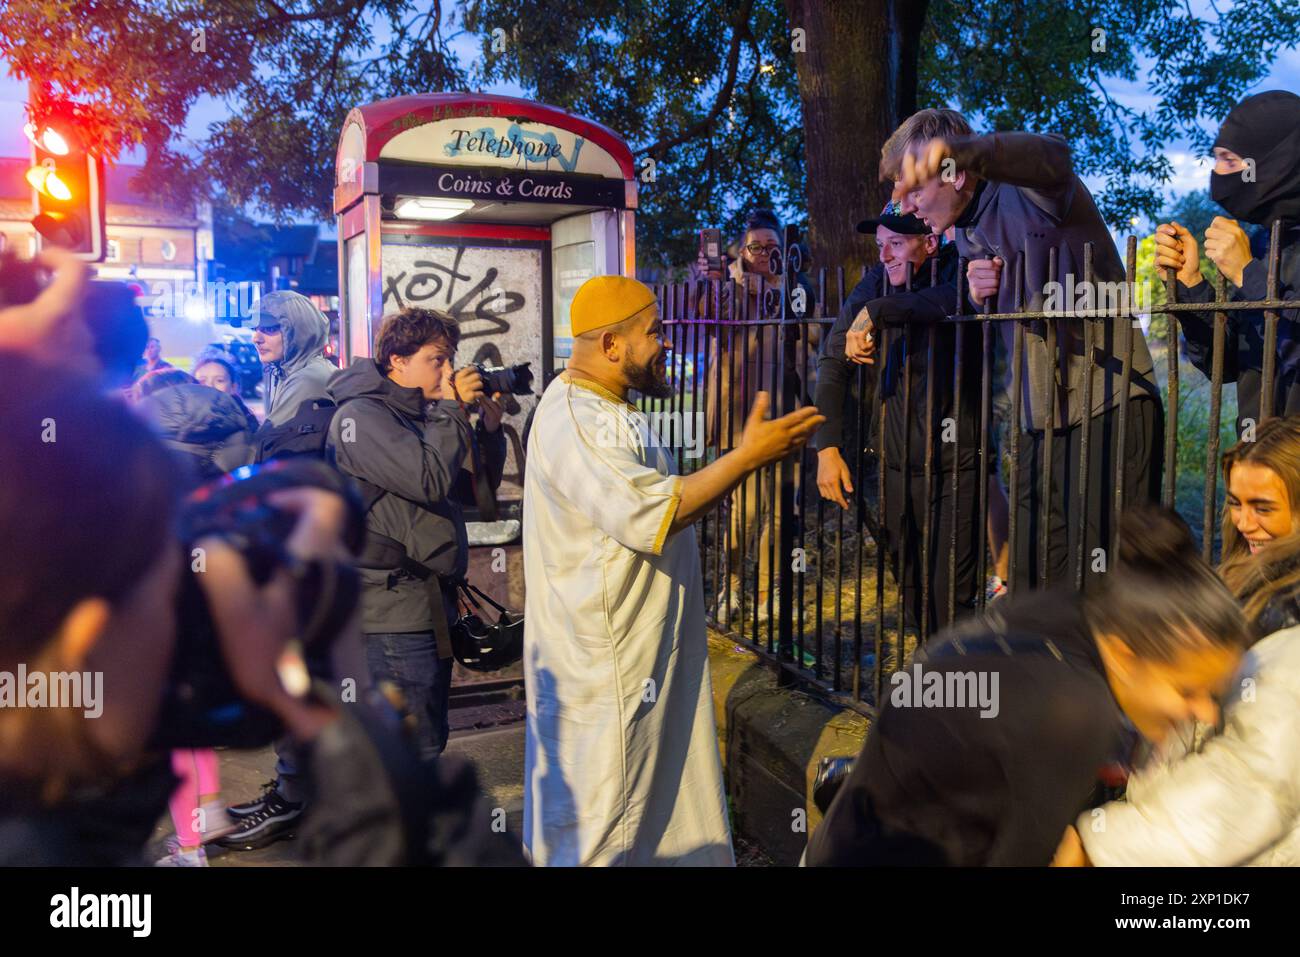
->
[23, 122, 70, 156]
[32, 211, 84, 248]
[26, 116, 105, 261]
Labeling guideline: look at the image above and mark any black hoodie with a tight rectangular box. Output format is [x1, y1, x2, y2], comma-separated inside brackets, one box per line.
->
[325, 359, 506, 635]
[1179, 92, 1300, 432]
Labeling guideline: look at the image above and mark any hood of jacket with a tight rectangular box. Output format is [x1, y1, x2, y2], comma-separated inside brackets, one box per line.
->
[326, 357, 429, 419]
[257, 290, 330, 377]
[140, 382, 252, 445]
[1212, 90, 1300, 227]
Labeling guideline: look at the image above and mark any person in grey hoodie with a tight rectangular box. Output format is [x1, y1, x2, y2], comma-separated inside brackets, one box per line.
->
[252, 290, 337, 427]
[220, 290, 338, 849]
[326, 306, 507, 759]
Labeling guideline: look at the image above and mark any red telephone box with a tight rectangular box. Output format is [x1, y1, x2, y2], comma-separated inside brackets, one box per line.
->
[334, 92, 637, 372]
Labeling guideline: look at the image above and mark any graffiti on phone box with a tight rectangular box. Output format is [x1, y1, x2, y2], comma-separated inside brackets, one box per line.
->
[382, 245, 527, 337]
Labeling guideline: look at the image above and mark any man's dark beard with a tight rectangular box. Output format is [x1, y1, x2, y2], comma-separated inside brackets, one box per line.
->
[626, 352, 672, 399]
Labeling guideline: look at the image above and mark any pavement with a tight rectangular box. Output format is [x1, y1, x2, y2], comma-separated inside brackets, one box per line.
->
[149, 711, 528, 867]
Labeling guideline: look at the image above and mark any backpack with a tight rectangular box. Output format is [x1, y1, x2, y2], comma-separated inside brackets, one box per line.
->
[251, 398, 339, 463]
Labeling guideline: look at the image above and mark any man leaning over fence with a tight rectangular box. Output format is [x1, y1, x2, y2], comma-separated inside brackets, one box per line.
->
[889, 108, 1163, 590]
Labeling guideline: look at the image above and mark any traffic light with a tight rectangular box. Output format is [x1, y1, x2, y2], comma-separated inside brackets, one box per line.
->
[25, 120, 106, 261]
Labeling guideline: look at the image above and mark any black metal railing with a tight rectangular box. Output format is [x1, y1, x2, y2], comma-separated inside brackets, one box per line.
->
[633, 221, 1299, 716]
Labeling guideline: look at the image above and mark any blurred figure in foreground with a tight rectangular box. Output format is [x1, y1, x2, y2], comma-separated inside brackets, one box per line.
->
[806, 507, 1248, 866]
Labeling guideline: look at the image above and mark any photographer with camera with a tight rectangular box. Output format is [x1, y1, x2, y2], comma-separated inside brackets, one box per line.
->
[325, 306, 507, 762]
[0, 355, 342, 862]
[0, 351, 521, 866]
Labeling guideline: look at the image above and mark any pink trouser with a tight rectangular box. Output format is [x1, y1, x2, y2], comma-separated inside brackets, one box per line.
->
[168, 749, 221, 847]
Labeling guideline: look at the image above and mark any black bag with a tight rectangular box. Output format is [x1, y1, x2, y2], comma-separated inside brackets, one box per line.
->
[252, 398, 339, 463]
[450, 580, 524, 673]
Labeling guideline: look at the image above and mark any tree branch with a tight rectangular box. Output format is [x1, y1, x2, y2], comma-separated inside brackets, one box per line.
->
[635, 0, 755, 159]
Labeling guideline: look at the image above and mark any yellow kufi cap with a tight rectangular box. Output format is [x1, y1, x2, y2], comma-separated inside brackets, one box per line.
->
[570, 275, 658, 336]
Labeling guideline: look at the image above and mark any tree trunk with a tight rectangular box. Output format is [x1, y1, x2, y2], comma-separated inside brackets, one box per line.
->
[785, 0, 928, 284]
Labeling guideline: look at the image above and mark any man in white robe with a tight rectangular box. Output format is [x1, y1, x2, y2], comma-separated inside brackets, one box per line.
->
[522, 275, 824, 866]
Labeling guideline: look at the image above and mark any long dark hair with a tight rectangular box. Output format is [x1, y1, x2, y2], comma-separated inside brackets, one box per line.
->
[137, 367, 195, 396]
[1083, 506, 1250, 661]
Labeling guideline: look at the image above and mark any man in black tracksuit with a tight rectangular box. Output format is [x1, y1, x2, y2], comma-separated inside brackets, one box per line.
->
[815, 208, 984, 632]
[889, 109, 1162, 591]
[326, 307, 506, 760]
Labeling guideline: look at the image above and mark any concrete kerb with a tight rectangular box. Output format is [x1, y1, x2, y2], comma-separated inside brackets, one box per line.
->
[706, 630, 870, 864]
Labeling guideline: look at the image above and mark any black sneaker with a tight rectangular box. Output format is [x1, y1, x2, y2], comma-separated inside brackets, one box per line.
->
[226, 780, 278, 819]
[214, 791, 304, 850]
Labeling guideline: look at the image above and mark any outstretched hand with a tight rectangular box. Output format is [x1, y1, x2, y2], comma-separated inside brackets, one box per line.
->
[739, 392, 825, 469]
[0, 247, 90, 354]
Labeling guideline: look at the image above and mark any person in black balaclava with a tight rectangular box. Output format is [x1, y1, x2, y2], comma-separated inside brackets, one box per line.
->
[1155, 90, 1300, 435]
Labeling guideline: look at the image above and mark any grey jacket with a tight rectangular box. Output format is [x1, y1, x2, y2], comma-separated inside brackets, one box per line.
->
[947, 132, 1157, 431]
[258, 290, 338, 426]
[326, 359, 506, 635]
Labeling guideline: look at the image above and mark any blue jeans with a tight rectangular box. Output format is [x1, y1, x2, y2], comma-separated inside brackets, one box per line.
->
[366, 632, 453, 760]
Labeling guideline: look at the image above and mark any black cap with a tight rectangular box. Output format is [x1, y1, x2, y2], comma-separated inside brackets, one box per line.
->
[856, 200, 929, 235]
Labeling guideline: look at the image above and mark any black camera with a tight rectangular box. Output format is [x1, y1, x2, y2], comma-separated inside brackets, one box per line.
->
[149, 459, 366, 750]
[473, 361, 534, 396]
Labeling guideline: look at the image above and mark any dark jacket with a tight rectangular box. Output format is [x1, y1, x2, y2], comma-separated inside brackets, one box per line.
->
[300, 700, 527, 866]
[1179, 224, 1300, 433]
[946, 132, 1158, 431]
[232, 393, 261, 435]
[805, 588, 1128, 866]
[815, 243, 979, 472]
[325, 359, 506, 634]
[139, 382, 253, 484]
[814, 264, 888, 453]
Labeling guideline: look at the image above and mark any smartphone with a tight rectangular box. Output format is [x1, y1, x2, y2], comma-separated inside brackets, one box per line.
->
[698, 228, 723, 279]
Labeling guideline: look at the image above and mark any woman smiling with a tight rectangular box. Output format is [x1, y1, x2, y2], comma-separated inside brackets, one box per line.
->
[1221, 418, 1300, 565]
